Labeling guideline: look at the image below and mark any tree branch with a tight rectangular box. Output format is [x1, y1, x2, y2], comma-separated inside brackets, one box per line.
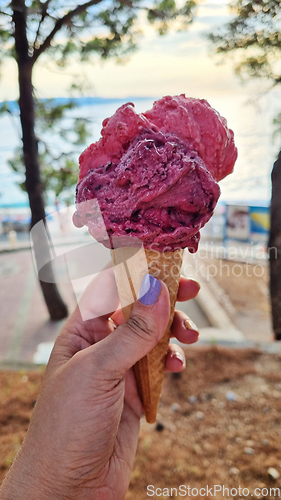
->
[33, 0, 52, 49]
[32, 0, 104, 64]
[0, 10, 13, 17]
[118, 0, 133, 7]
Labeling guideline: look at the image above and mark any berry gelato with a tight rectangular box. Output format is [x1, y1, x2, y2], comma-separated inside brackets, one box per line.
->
[74, 95, 237, 252]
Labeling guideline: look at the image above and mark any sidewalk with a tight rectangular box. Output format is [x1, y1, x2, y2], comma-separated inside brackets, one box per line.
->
[0, 248, 76, 364]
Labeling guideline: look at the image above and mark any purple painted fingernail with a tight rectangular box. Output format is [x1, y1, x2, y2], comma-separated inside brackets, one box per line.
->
[140, 274, 161, 305]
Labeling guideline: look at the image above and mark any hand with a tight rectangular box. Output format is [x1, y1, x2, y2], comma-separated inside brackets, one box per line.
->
[0, 269, 200, 500]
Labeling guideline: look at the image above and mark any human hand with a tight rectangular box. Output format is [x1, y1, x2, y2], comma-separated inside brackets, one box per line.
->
[0, 269, 200, 500]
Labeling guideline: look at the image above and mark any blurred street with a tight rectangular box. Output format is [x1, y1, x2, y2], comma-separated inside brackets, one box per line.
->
[0, 248, 76, 364]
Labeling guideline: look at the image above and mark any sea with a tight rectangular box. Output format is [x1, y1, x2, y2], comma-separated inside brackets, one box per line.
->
[0, 92, 280, 211]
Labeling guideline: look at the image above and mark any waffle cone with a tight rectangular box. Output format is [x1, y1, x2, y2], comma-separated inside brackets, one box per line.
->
[111, 246, 184, 423]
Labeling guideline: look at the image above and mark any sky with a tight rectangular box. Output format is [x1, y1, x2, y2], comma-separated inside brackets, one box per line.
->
[0, 0, 245, 102]
[1, 0, 278, 206]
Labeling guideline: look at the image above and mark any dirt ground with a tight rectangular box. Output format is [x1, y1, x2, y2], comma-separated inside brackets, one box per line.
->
[0, 367, 44, 480]
[1, 347, 281, 499]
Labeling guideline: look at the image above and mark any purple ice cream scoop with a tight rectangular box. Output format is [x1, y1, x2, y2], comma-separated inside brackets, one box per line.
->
[75, 95, 237, 252]
[76, 130, 220, 252]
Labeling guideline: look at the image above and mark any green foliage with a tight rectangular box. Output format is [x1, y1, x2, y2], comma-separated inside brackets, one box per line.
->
[41, 160, 79, 200]
[209, 0, 281, 85]
[6, 98, 91, 202]
[1, 1, 198, 63]
[0, 3, 13, 67]
[0, 102, 11, 115]
[235, 54, 274, 80]
[148, 0, 196, 35]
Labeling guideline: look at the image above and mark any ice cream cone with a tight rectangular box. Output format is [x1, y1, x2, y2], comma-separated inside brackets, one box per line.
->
[111, 246, 184, 423]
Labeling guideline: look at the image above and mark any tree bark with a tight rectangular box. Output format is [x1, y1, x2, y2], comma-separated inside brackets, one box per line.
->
[269, 150, 281, 340]
[12, 0, 68, 320]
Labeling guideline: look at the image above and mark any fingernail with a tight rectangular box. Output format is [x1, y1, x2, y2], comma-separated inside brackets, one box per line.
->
[108, 317, 117, 330]
[190, 279, 201, 290]
[140, 274, 161, 306]
[184, 318, 199, 333]
[170, 350, 186, 365]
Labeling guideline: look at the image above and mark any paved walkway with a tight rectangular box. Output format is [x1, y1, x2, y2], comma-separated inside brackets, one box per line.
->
[0, 248, 76, 364]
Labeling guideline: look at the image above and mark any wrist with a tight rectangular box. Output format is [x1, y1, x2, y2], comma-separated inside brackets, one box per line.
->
[0, 441, 65, 500]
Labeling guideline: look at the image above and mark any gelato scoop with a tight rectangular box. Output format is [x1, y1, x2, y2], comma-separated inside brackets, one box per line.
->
[75, 95, 237, 252]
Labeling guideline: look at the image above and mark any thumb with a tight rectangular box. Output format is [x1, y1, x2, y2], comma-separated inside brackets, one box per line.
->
[93, 275, 170, 375]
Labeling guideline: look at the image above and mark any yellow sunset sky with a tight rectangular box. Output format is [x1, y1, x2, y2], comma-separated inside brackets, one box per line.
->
[0, 0, 245, 102]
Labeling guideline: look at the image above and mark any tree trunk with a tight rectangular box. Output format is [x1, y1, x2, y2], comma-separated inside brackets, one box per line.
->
[12, 0, 68, 320]
[269, 150, 281, 340]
